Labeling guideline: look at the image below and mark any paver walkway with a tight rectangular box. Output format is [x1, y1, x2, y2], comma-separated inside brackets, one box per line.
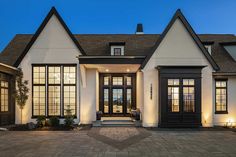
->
[0, 127, 236, 157]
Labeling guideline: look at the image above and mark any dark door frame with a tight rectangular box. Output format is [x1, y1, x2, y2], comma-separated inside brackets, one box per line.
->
[157, 66, 204, 128]
[99, 73, 136, 116]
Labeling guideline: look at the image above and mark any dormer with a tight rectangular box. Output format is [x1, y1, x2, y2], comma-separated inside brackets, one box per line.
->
[109, 42, 125, 56]
[203, 42, 214, 55]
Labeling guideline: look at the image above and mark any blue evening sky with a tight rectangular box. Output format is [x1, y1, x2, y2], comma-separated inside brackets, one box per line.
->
[0, 0, 236, 52]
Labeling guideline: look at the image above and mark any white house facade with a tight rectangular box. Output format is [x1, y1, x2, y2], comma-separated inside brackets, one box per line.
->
[0, 7, 236, 127]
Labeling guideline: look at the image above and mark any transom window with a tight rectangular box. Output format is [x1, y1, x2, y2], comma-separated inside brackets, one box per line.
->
[0, 81, 9, 112]
[215, 80, 227, 113]
[112, 77, 123, 85]
[32, 65, 76, 117]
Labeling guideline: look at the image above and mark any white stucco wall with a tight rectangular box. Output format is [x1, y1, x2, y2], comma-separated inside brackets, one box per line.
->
[80, 69, 98, 124]
[136, 71, 144, 119]
[142, 18, 214, 127]
[213, 77, 236, 126]
[16, 15, 81, 124]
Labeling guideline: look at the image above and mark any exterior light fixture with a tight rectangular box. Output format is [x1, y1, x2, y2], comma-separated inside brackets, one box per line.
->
[126, 69, 130, 72]
[105, 69, 109, 72]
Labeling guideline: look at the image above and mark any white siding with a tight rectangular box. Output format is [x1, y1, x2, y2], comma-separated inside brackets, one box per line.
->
[16, 15, 81, 124]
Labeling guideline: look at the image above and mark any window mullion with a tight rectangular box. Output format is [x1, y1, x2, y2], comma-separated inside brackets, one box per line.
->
[61, 65, 63, 117]
[46, 65, 48, 117]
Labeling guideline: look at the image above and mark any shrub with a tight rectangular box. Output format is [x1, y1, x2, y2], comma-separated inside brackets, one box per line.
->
[36, 115, 46, 127]
[49, 116, 60, 127]
[64, 105, 75, 127]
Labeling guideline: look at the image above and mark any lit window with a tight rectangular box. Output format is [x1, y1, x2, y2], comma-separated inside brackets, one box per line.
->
[215, 80, 227, 113]
[33, 66, 46, 116]
[104, 77, 109, 85]
[183, 79, 195, 112]
[168, 79, 179, 112]
[32, 65, 76, 117]
[0, 81, 8, 112]
[126, 77, 132, 86]
[112, 77, 123, 85]
[103, 89, 109, 113]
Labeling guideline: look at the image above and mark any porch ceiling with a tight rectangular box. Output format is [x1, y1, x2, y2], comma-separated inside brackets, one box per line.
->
[83, 64, 140, 73]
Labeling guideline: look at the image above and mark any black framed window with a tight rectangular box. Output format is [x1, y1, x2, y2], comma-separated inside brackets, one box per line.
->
[112, 77, 123, 85]
[33, 66, 46, 116]
[0, 81, 9, 112]
[32, 65, 76, 117]
[215, 80, 227, 114]
[168, 79, 180, 112]
[63, 66, 76, 115]
[183, 79, 195, 112]
[114, 48, 122, 56]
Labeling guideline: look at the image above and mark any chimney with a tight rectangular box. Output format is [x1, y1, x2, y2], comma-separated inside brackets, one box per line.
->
[135, 23, 144, 34]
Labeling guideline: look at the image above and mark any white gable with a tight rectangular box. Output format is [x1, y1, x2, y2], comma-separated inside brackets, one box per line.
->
[20, 15, 81, 65]
[145, 18, 211, 70]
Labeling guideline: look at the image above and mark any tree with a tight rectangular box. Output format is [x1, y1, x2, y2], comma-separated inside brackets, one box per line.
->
[15, 68, 29, 124]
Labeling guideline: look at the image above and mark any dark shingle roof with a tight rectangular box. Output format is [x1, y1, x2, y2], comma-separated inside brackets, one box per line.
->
[1, 34, 236, 73]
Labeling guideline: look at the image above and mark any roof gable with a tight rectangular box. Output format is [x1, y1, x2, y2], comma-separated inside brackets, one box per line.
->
[141, 9, 219, 70]
[14, 7, 86, 67]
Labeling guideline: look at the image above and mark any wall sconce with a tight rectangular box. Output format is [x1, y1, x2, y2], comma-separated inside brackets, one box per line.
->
[226, 118, 235, 128]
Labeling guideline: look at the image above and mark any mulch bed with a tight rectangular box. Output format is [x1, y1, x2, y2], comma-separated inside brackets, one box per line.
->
[7, 124, 76, 131]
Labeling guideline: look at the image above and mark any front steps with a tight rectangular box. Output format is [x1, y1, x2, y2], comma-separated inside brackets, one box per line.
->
[92, 117, 142, 127]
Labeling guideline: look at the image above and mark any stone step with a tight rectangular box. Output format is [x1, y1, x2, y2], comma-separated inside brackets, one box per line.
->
[92, 119, 137, 127]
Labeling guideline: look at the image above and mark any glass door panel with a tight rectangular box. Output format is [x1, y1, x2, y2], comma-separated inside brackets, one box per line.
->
[103, 89, 109, 113]
[112, 89, 123, 113]
[126, 89, 132, 113]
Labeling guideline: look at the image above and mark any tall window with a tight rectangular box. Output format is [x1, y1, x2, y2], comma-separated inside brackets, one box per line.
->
[48, 66, 61, 116]
[33, 66, 46, 116]
[215, 80, 227, 113]
[0, 81, 9, 112]
[183, 79, 195, 112]
[32, 65, 76, 117]
[63, 66, 76, 115]
[168, 79, 179, 112]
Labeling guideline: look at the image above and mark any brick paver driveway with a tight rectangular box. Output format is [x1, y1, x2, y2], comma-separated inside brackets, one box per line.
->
[0, 127, 236, 157]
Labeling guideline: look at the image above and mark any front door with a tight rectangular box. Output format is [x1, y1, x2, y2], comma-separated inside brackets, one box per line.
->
[99, 74, 136, 116]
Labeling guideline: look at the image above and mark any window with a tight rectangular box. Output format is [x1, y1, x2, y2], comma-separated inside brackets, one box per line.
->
[0, 81, 9, 112]
[32, 65, 76, 117]
[104, 77, 109, 85]
[103, 89, 109, 113]
[215, 80, 227, 113]
[126, 89, 132, 113]
[168, 79, 179, 112]
[114, 48, 122, 56]
[112, 77, 123, 85]
[126, 77, 132, 86]
[33, 66, 46, 116]
[183, 79, 195, 112]
[63, 66, 76, 115]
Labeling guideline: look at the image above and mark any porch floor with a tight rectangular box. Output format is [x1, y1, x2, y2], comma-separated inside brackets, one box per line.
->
[101, 117, 132, 121]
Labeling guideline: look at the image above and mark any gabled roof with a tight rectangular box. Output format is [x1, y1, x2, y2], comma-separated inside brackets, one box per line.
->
[13, 7, 86, 67]
[140, 9, 219, 70]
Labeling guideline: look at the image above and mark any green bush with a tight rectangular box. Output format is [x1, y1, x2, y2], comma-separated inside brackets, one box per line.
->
[49, 116, 60, 127]
[36, 115, 46, 127]
[64, 105, 75, 127]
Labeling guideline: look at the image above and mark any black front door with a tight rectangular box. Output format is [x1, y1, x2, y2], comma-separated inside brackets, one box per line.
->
[99, 73, 136, 116]
[158, 67, 202, 127]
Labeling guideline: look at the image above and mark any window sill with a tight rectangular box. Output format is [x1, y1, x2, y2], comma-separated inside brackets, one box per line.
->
[215, 111, 228, 114]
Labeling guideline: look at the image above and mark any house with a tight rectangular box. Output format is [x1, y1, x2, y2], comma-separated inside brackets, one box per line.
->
[0, 7, 236, 127]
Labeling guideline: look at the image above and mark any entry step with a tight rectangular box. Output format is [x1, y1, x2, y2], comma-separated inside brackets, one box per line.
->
[92, 118, 142, 127]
